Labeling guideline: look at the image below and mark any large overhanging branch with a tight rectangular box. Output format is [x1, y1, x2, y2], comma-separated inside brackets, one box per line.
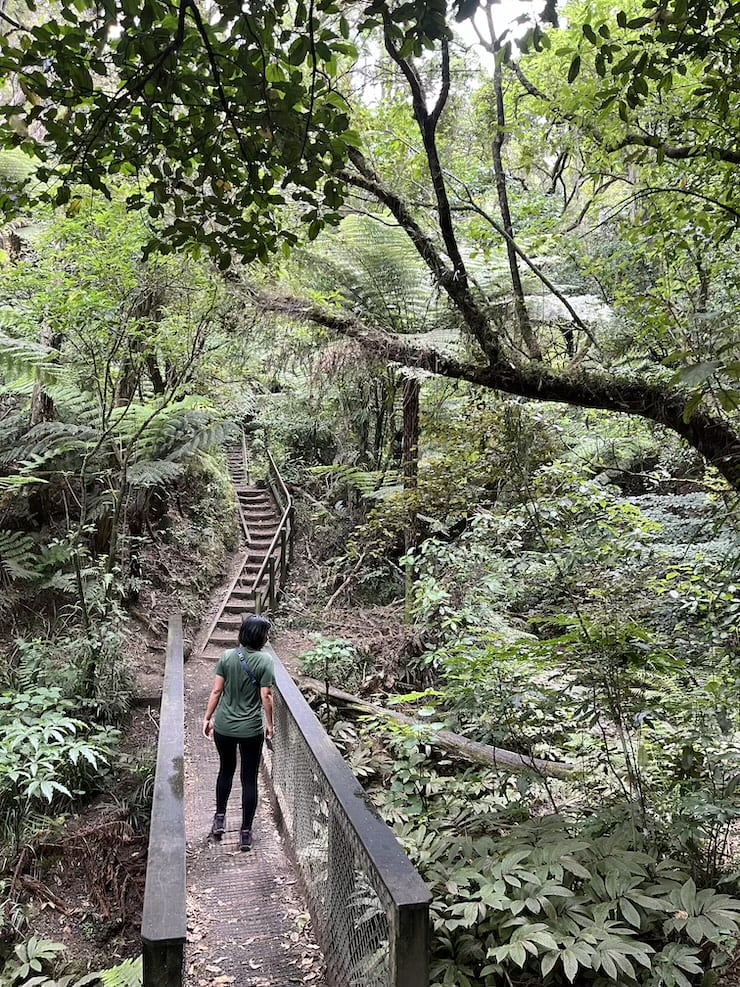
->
[260, 292, 740, 489]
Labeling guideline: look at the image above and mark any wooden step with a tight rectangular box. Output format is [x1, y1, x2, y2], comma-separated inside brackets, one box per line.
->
[216, 614, 251, 628]
[209, 630, 249, 648]
[240, 505, 277, 516]
[228, 588, 258, 600]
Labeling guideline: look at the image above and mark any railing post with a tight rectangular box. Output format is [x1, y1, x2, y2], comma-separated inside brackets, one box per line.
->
[280, 528, 287, 587]
[288, 505, 296, 563]
[391, 903, 430, 987]
[241, 429, 251, 485]
[268, 556, 276, 611]
[141, 615, 186, 987]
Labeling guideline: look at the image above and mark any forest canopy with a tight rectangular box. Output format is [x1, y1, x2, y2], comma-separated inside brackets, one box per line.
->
[1, 0, 739, 486]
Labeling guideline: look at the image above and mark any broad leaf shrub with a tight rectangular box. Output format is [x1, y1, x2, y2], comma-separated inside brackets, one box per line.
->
[361, 729, 740, 987]
[338, 709, 740, 987]
[419, 816, 740, 987]
[0, 687, 118, 863]
[0, 936, 142, 985]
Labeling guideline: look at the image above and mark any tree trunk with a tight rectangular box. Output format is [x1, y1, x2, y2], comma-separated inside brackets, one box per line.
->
[298, 676, 573, 779]
[28, 325, 62, 526]
[402, 374, 421, 621]
[491, 54, 543, 361]
[30, 324, 61, 426]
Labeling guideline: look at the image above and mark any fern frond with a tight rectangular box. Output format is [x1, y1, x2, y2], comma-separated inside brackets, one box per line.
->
[75, 955, 143, 986]
[6, 420, 99, 465]
[0, 148, 37, 185]
[115, 402, 237, 463]
[293, 215, 455, 336]
[0, 474, 47, 491]
[311, 463, 402, 498]
[42, 382, 100, 424]
[0, 327, 62, 384]
[0, 529, 38, 580]
[126, 460, 185, 487]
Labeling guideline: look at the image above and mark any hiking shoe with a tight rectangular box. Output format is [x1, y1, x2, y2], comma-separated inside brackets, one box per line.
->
[211, 813, 226, 839]
[240, 828, 253, 852]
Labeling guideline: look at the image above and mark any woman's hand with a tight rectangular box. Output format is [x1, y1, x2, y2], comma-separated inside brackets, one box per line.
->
[203, 717, 214, 740]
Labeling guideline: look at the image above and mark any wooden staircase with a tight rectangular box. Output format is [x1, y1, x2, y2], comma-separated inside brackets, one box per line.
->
[200, 443, 285, 661]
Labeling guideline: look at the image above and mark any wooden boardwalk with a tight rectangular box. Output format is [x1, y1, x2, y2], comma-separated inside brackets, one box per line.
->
[183, 651, 325, 987]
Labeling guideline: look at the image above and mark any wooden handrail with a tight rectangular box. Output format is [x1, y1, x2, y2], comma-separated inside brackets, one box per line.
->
[266, 448, 290, 511]
[142, 616, 186, 986]
[248, 447, 294, 612]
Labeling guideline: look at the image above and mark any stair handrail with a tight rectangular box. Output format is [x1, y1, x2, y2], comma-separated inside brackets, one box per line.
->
[249, 447, 294, 614]
[266, 448, 290, 511]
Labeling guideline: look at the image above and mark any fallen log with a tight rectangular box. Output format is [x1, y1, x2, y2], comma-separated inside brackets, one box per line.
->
[296, 676, 574, 779]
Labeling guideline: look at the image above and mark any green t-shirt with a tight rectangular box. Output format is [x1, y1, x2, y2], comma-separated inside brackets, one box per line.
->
[212, 648, 275, 739]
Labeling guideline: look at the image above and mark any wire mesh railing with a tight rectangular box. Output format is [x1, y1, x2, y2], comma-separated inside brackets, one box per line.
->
[265, 655, 431, 987]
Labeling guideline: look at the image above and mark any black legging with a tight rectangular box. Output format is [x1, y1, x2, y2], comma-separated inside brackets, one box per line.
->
[213, 731, 264, 829]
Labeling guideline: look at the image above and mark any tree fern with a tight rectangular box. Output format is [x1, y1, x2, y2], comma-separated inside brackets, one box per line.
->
[292, 214, 456, 336]
[4, 421, 99, 466]
[116, 401, 237, 463]
[125, 459, 185, 487]
[311, 463, 403, 499]
[0, 328, 60, 384]
[0, 530, 39, 581]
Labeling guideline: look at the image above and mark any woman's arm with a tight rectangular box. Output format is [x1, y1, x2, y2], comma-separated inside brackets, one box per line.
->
[261, 686, 274, 740]
[203, 675, 225, 739]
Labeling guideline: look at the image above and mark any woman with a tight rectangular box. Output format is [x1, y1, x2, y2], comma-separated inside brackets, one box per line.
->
[202, 614, 275, 851]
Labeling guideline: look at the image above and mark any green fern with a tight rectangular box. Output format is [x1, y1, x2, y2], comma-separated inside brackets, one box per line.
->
[125, 459, 185, 486]
[6, 421, 98, 466]
[0, 148, 37, 185]
[311, 463, 402, 498]
[117, 402, 237, 463]
[0, 530, 39, 581]
[293, 214, 455, 336]
[75, 955, 143, 986]
[0, 328, 60, 384]
[0, 475, 47, 492]
[0, 951, 142, 986]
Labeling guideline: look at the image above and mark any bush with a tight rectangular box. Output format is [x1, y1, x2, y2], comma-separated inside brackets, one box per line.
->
[0, 687, 118, 864]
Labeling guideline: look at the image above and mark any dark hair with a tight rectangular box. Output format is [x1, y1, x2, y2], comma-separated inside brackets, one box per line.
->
[238, 615, 271, 650]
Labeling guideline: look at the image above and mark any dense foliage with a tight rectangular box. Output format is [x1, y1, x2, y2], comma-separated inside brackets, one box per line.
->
[1, 0, 739, 983]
